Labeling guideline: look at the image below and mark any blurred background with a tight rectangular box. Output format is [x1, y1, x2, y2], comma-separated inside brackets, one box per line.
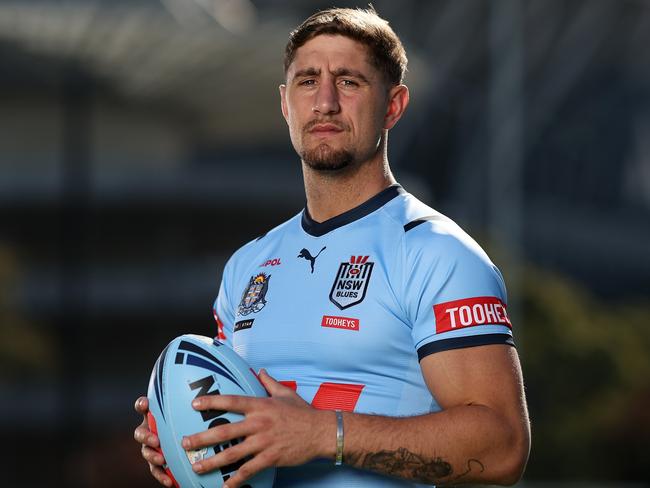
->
[1, 0, 649, 486]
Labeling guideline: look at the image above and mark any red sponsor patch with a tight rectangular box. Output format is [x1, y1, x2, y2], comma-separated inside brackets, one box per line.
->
[321, 315, 360, 331]
[213, 309, 227, 341]
[433, 296, 511, 334]
[260, 258, 282, 267]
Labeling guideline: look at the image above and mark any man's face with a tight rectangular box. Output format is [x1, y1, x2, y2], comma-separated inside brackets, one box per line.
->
[280, 35, 392, 172]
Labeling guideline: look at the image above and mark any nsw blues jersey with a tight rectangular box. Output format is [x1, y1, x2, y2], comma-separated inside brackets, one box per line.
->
[213, 185, 514, 487]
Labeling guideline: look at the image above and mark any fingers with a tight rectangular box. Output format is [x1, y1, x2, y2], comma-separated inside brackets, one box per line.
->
[134, 396, 149, 414]
[257, 369, 308, 405]
[141, 445, 165, 466]
[183, 416, 256, 452]
[142, 442, 172, 487]
[191, 393, 261, 414]
[257, 368, 285, 396]
[149, 463, 174, 487]
[134, 422, 160, 448]
[135, 395, 171, 486]
[217, 450, 275, 488]
[190, 435, 265, 478]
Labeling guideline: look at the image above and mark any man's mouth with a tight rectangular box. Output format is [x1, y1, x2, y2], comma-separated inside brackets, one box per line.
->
[307, 122, 345, 135]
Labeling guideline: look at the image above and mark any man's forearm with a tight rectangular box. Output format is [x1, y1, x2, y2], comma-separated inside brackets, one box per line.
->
[338, 404, 529, 486]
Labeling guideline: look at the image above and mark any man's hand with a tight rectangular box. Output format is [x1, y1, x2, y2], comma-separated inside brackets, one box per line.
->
[181, 369, 335, 488]
[133, 396, 174, 487]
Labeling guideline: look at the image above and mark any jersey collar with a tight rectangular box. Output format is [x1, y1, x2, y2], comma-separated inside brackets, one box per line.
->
[301, 184, 405, 237]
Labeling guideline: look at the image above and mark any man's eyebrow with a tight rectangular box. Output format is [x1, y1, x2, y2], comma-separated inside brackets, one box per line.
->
[292, 67, 370, 84]
[331, 68, 370, 83]
[293, 67, 320, 78]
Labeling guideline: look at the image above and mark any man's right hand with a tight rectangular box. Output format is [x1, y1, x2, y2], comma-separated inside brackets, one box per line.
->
[134, 396, 173, 487]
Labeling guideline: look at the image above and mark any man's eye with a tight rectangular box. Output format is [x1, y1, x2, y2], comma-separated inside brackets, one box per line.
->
[340, 79, 359, 87]
[300, 79, 316, 86]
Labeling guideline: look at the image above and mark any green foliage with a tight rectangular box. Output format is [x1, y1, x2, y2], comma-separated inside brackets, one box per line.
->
[518, 266, 650, 480]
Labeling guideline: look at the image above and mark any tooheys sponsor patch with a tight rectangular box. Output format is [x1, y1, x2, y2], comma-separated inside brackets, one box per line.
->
[433, 296, 511, 334]
[321, 315, 360, 331]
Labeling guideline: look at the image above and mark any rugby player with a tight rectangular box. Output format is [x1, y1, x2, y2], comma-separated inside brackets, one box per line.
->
[134, 7, 530, 487]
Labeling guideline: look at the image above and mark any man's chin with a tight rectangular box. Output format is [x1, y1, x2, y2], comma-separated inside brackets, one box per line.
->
[301, 145, 354, 172]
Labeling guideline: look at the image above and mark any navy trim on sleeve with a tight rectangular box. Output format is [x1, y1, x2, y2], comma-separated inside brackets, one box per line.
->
[417, 333, 515, 361]
[301, 184, 405, 237]
[404, 215, 438, 232]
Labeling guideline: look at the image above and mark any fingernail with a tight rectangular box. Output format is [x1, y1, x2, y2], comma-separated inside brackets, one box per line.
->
[137, 398, 144, 408]
[182, 437, 190, 449]
[192, 399, 201, 408]
[192, 461, 203, 473]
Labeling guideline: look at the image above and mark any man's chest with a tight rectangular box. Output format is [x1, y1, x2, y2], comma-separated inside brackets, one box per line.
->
[227, 236, 415, 382]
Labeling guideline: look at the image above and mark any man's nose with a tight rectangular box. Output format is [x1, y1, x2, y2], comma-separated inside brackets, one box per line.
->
[312, 80, 340, 115]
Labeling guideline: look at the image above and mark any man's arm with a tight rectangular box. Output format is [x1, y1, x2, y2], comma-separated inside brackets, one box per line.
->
[342, 344, 530, 485]
[183, 344, 530, 487]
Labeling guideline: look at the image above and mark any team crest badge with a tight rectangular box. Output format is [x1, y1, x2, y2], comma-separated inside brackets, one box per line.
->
[238, 273, 271, 316]
[329, 255, 374, 310]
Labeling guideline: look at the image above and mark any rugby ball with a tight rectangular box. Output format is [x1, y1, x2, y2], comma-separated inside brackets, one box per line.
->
[147, 334, 275, 488]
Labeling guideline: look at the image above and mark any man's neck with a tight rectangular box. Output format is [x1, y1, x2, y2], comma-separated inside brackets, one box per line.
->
[302, 154, 397, 223]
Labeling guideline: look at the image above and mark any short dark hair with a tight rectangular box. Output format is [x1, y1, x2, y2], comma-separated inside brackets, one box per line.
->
[284, 6, 408, 86]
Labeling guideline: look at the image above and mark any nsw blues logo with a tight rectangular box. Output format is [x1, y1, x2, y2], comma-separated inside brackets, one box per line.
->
[329, 255, 374, 310]
[238, 273, 271, 316]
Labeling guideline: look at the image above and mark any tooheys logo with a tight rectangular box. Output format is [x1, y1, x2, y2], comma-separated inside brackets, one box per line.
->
[329, 255, 373, 310]
[434, 296, 512, 334]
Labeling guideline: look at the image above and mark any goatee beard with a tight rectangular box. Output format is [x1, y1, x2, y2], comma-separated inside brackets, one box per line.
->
[301, 143, 354, 172]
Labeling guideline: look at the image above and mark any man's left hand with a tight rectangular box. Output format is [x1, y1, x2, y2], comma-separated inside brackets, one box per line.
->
[181, 369, 335, 488]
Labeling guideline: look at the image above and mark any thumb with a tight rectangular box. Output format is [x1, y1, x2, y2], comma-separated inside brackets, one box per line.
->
[258, 368, 290, 396]
[135, 396, 149, 414]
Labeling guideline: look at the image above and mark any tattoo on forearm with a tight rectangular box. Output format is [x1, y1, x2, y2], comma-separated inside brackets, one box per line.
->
[452, 458, 485, 482]
[348, 447, 484, 484]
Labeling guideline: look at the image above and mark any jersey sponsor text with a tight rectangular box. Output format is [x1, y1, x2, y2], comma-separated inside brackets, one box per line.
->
[434, 296, 511, 333]
[321, 315, 360, 331]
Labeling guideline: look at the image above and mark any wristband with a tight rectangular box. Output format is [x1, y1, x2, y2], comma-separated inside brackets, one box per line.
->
[335, 410, 344, 466]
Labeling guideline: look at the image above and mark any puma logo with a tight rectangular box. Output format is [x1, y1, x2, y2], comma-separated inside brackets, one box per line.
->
[297, 246, 326, 274]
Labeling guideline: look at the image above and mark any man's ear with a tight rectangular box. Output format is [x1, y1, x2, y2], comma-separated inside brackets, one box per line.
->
[279, 84, 289, 123]
[383, 84, 409, 130]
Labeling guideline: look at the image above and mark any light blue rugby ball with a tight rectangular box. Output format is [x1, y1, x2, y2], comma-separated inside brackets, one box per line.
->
[147, 334, 276, 488]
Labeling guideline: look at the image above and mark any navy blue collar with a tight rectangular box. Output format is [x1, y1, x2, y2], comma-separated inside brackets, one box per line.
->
[301, 184, 404, 237]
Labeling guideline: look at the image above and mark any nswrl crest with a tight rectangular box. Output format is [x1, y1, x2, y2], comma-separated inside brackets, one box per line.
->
[238, 273, 270, 316]
[329, 255, 374, 310]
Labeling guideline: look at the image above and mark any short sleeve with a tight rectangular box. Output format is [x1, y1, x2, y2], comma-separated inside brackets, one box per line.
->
[212, 259, 236, 348]
[404, 223, 515, 361]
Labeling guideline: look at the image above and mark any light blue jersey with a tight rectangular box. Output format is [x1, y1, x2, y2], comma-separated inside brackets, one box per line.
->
[213, 185, 514, 487]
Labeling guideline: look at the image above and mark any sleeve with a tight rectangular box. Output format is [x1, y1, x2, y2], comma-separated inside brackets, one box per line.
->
[404, 226, 515, 361]
[212, 259, 236, 348]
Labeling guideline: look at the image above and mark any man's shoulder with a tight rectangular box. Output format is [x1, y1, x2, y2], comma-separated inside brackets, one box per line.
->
[382, 190, 458, 240]
[227, 211, 302, 267]
[387, 191, 492, 265]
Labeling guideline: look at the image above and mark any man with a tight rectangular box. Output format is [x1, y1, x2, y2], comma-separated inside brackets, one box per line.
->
[134, 7, 530, 488]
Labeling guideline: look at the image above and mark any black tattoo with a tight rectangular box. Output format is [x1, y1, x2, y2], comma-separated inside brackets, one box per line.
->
[451, 458, 485, 482]
[349, 447, 485, 485]
[360, 447, 452, 483]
